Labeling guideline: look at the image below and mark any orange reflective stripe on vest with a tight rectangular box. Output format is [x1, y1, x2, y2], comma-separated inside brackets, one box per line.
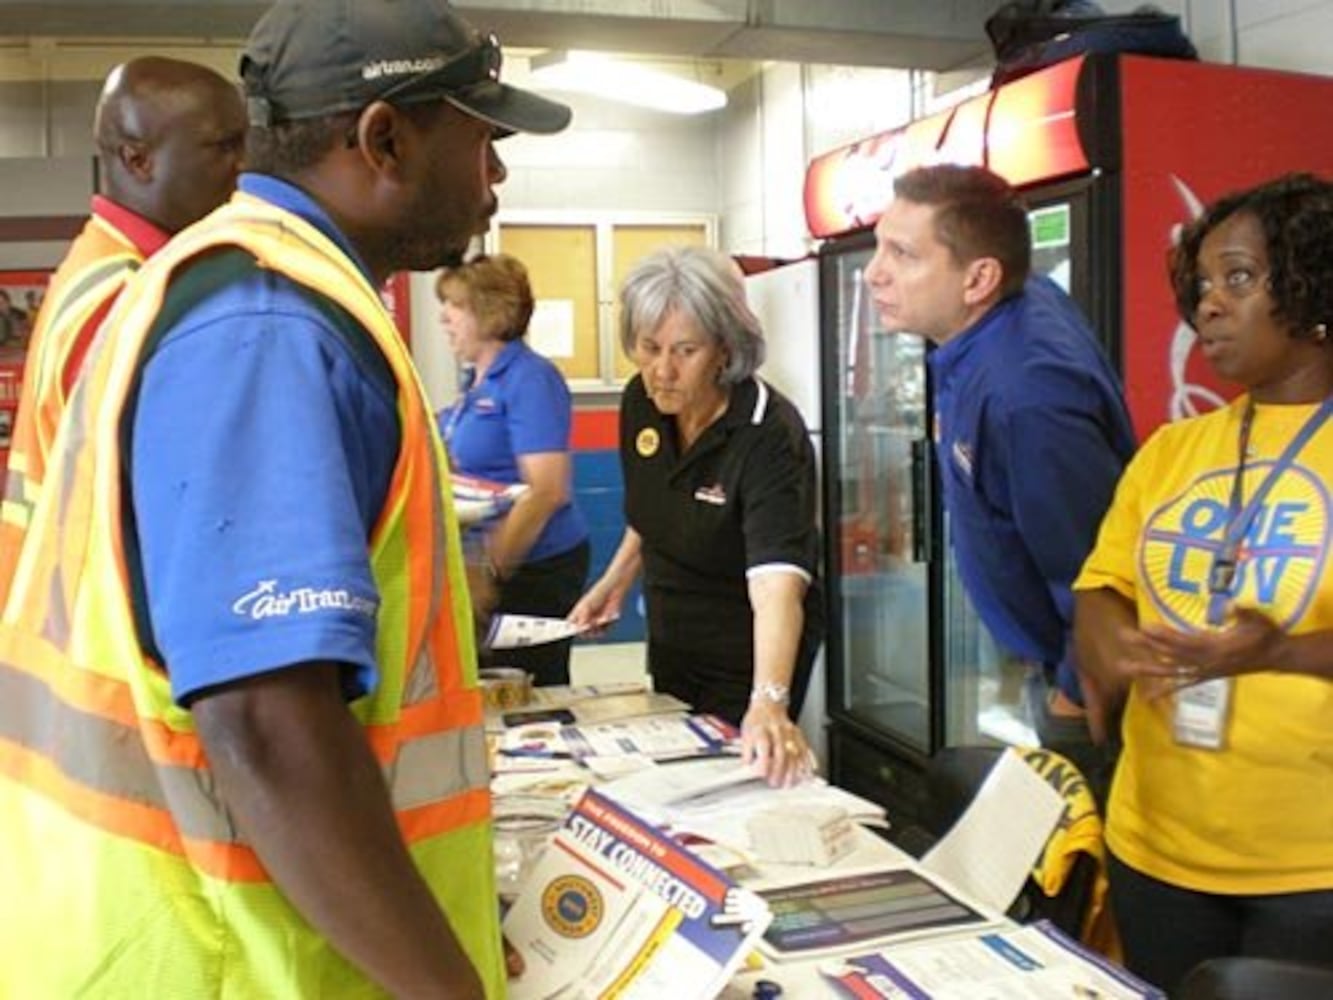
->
[0, 649, 490, 881]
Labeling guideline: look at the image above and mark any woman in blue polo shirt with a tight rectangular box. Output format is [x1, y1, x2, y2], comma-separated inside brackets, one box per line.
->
[569, 246, 823, 786]
[436, 254, 589, 685]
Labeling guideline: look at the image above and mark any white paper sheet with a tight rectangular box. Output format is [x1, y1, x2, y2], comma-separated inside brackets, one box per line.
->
[919, 749, 1065, 913]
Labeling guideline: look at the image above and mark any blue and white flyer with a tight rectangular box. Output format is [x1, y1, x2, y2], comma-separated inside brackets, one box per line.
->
[821, 920, 1166, 999]
[504, 788, 770, 999]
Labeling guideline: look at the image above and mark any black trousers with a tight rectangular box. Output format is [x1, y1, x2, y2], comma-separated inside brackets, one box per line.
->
[647, 631, 819, 727]
[1107, 850, 1333, 997]
[481, 540, 590, 687]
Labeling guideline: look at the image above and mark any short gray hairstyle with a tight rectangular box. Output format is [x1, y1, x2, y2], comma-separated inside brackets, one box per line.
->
[617, 245, 765, 384]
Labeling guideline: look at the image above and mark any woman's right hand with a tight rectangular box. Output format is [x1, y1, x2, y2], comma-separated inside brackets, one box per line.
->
[568, 580, 623, 637]
[1074, 587, 1141, 744]
[463, 561, 499, 644]
[570, 528, 641, 637]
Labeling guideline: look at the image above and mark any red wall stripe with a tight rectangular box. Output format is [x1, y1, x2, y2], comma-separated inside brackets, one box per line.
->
[571, 409, 618, 451]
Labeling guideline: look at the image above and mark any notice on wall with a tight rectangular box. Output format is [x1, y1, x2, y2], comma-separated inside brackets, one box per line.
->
[529, 299, 575, 359]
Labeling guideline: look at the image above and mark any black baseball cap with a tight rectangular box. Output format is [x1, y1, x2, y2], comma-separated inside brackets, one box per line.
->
[241, 0, 572, 136]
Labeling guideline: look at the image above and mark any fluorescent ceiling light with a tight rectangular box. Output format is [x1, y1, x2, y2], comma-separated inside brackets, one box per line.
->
[529, 50, 727, 115]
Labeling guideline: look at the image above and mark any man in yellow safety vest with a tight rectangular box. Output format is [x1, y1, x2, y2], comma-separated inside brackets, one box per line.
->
[0, 1, 570, 996]
[0, 56, 245, 606]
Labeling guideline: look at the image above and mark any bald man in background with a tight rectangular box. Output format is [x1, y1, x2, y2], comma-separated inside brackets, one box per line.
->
[0, 56, 245, 599]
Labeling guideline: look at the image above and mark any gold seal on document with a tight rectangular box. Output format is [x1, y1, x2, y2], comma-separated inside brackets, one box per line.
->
[542, 874, 604, 938]
[636, 427, 660, 458]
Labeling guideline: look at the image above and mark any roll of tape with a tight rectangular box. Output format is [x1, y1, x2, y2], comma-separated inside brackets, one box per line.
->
[479, 667, 533, 710]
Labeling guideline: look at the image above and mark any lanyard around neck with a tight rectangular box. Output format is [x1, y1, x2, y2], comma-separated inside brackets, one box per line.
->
[442, 365, 481, 445]
[1206, 396, 1333, 625]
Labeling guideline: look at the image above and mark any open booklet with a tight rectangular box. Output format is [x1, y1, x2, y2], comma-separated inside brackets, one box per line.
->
[503, 788, 771, 1000]
[918, 748, 1066, 915]
[820, 919, 1165, 999]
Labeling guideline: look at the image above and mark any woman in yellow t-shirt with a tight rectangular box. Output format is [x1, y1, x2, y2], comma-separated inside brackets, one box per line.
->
[1074, 173, 1333, 994]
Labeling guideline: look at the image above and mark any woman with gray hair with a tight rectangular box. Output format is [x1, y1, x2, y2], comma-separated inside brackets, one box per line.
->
[569, 246, 823, 786]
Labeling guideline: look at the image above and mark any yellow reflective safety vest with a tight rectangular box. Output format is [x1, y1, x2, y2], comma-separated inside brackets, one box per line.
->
[0, 209, 142, 609]
[0, 192, 505, 998]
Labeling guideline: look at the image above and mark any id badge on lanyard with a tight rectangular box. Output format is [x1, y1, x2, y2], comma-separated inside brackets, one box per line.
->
[1172, 396, 1333, 749]
[1173, 678, 1233, 750]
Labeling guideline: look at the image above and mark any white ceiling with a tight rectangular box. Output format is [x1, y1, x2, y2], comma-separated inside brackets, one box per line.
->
[0, 0, 999, 71]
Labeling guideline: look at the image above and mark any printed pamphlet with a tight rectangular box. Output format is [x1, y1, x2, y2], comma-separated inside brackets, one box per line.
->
[504, 788, 771, 999]
[821, 919, 1166, 999]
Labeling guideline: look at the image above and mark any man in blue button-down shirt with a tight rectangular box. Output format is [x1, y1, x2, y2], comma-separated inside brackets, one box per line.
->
[865, 164, 1135, 798]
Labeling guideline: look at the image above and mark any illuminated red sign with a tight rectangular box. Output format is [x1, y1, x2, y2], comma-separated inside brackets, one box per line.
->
[804, 56, 1091, 239]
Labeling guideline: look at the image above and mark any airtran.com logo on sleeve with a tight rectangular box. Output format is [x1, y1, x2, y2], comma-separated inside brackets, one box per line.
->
[1139, 462, 1330, 630]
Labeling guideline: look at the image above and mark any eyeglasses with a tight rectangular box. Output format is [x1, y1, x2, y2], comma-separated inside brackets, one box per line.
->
[344, 33, 502, 148]
[1195, 265, 1270, 305]
[375, 32, 503, 108]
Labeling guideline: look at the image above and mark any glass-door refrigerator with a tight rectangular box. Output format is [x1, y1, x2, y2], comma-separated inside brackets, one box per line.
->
[807, 53, 1333, 835]
[818, 189, 1094, 829]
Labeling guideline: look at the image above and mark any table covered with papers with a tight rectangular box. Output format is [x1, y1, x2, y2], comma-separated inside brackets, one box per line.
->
[488, 681, 1162, 999]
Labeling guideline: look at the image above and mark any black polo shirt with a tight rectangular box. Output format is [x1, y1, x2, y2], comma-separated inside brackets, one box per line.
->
[621, 374, 824, 675]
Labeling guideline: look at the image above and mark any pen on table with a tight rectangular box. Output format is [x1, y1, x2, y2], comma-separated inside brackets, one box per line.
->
[654, 747, 744, 764]
[498, 748, 575, 760]
[709, 912, 751, 929]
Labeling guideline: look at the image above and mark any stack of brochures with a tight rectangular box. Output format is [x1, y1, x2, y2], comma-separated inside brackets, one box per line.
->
[747, 804, 857, 866]
[597, 756, 888, 864]
[599, 756, 765, 814]
[504, 788, 771, 999]
[565, 712, 737, 759]
[498, 713, 738, 762]
[451, 473, 528, 526]
[485, 680, 670, 733]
